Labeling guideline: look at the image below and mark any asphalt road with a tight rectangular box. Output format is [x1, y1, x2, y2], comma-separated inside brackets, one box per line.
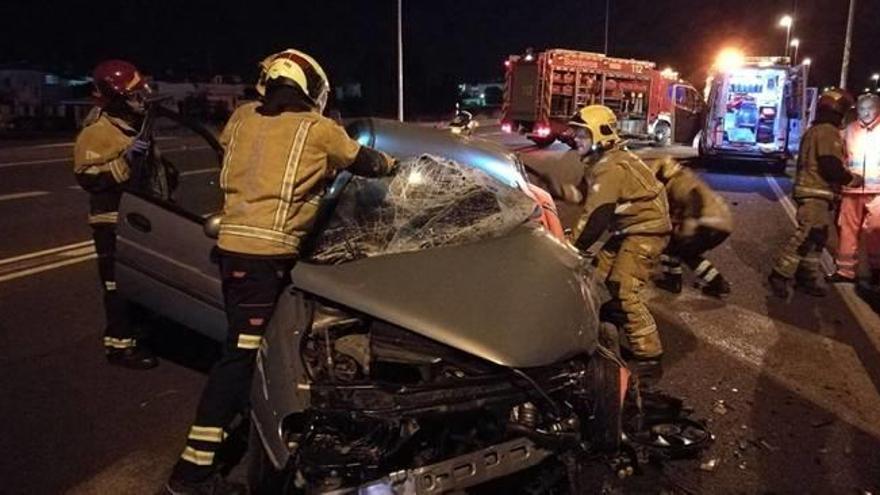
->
[1, 124, 880, 494]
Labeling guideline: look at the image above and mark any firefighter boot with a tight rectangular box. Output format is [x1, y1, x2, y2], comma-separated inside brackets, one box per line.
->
[702, 274, 731, 298]
[655, 273, 683, 294]
[165, 474, 247, 495]
[795, 271, 828, 297]
[629, 357, 664, 392]
[107, 346, 158, 370]
[767, 271, 793, 300]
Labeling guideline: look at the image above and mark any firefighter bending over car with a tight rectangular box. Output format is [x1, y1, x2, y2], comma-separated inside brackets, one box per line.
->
[566, 105, 671, 384]
[769, 88, 863, 299]
[73, 60, 158, 370]
[651, 157, 733, 298]
[166, 49, 396, 495]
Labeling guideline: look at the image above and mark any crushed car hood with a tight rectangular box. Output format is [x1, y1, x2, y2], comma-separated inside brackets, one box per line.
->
[291, 227, 600, 368]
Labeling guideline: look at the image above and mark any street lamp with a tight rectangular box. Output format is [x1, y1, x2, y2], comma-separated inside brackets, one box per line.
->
[779, 15, 793, 57]
[803, 57, 812, 66]
[790, 38, 800, 64]
[397, 0, 404, 122]
[873, 73, 880, 90]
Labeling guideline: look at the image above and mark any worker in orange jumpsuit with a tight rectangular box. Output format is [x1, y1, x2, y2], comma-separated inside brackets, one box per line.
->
[829, 93, 880, 288]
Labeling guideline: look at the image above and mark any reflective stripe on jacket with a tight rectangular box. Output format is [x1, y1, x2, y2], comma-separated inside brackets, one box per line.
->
[574, 147, 671, 239]
[842, 118, 880, 194]
[794, 123, 846, 201]
[217, 103, 363, 256]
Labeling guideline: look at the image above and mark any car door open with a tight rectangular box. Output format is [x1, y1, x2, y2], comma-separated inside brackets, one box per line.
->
[115, 107, 228, 341]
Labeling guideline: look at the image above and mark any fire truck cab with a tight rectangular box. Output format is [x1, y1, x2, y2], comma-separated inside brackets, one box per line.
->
[501, 49, 703, 148]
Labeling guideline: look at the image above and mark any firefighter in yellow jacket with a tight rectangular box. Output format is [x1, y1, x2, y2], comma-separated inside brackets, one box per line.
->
[651, 157, 734, 297]
[567, 105, 671, 380]
[73, 60, 157, 370]
[166, 50, 395, 494]
[769, 89, 863, 299]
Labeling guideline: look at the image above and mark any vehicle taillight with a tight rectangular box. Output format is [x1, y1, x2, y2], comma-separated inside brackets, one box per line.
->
[501, 122, 513, 133]
[535, 125, 552, 138]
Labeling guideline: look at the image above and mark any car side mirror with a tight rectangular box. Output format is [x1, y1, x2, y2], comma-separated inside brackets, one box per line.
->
[204, 213, 222, 239]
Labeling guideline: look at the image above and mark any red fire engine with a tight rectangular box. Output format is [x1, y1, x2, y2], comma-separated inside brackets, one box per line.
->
[501, 49, 704, 147]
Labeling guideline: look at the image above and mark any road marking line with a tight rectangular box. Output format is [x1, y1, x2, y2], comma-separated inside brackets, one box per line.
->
[0, 190, 50, 201]
[0, 253, 96, 283]
[180, 167, 217, 177]
[0, 157, 70, 169]
[765, 174, 880, 352]
[0, 240, 93, 266]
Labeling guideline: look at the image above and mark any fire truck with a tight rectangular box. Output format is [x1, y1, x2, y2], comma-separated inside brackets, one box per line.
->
[501, 49, 703, 147]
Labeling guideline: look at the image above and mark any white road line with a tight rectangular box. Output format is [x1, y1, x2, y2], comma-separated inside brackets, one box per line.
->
[0, 157, 70, 169]
[765, 174, 880, 350]
[0, 253, 96, 283]
[0, 190, 50, 201]
[180, 167, 217, 177]
[0, 240, 93, 266]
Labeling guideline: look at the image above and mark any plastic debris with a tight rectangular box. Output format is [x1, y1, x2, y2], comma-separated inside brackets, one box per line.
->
[712, 400, 728, 416]
[759, 439, 778, 452]
[699, 458, 719, 472]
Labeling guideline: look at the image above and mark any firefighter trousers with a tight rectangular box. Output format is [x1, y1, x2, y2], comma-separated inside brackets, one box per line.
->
[661, 226, 730, 286]
[595, 234, 669, 359]
[172, 253, 296, 482]
[773, 197, 832, 280]
[90, 219, 137, 351]
[835, 193, 880, 279]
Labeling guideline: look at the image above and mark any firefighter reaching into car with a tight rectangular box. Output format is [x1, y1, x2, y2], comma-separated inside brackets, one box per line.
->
[566, 105, 671, 385]
[72, 59, 158, 370]
[651, 157, 734, 298]
[769, 88, 863, 299]
[165, 49, 396, 495]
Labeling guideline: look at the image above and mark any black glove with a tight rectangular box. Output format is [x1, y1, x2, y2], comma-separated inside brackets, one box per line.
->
[124, 138, 151, 163]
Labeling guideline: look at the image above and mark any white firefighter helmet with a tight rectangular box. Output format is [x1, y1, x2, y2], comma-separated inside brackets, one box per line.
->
[256, 49, 330, 113]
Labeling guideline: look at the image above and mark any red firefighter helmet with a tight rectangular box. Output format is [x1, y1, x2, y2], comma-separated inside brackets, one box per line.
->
[817, 88, 854, 117]
[92, 59, 148, 103]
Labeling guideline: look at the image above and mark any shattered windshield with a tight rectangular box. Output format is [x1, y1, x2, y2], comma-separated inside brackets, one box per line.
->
[309, 155, 538, 264]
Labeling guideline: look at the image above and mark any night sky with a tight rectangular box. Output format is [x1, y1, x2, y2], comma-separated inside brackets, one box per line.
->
[2, 0, 878, 112]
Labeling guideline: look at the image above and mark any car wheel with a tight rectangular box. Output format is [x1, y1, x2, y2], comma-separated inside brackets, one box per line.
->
[653, 122, 672, 147]
[588, 325, 624, 453]
[247, 423, 300, 495]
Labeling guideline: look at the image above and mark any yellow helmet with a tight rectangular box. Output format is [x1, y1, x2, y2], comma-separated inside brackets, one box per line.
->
[568, 105, 620, 150]
[255, 49, 330, 113]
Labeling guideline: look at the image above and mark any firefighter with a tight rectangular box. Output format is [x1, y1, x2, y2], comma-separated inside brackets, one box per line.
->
[567, 105, 671, 381]
[166, 50, 396, 494]
[769, 89, 863, 299]
[829, 93, 880, 287]
[73, 59, 157, 370]
[651, 157, 734, 298]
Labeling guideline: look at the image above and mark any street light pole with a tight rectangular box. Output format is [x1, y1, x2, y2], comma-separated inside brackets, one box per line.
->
[779, 15, 793, 58]
[397, 0, 404, 122]
[840, 0, 856, 89]
[873, 73, 880, 91]
[604, 0, 610, 55]
[790, 39, 800, 65]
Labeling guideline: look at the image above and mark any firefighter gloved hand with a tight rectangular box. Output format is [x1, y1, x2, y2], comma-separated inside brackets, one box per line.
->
[124, 138, 151, 162]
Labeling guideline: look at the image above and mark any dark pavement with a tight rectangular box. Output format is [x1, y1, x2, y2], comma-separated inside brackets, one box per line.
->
[1, 126, 879, 494]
